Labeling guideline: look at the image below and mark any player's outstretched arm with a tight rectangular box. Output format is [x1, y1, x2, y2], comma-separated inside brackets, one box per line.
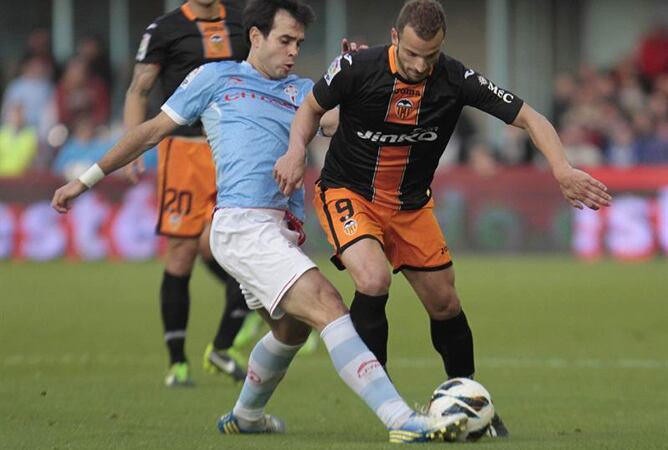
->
[512, 103, 612, 210]
[274, 92, 329, 196]
[51, 112, 178, 214]
[123, 63, 161, 183]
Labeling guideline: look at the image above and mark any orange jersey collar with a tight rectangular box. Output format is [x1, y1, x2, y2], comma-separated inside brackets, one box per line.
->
[388, 45, 399, 75]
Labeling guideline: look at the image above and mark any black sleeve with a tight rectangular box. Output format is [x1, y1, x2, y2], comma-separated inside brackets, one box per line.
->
[312, 53, 355, 110]
[459, 68, 524, 124]
[135, 19, 168, 65]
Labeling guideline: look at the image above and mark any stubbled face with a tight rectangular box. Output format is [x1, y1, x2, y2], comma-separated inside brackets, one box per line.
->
[251, 10, 305, 80]
[392, 25, 444, 82]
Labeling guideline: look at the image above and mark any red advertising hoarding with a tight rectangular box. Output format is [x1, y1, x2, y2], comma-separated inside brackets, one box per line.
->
[1, 167, 666, 261]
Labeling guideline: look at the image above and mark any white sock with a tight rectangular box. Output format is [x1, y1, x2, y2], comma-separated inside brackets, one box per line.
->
[320, 314, 413, 429]
[233, 331, 301, 421]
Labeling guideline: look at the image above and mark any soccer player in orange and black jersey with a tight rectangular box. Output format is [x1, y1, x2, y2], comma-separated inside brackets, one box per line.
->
[313, 45, 522, 212]
[124, 0, 251, 386]
[275, 0, 612, 437]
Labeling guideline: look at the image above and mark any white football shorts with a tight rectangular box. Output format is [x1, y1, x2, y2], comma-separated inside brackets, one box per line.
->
[210, 208, 316, 319]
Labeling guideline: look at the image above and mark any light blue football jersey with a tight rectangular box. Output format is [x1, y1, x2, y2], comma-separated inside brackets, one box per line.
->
[161, 60, 313, 220]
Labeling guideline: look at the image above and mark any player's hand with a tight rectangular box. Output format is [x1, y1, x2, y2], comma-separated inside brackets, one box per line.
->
[124, 155, 145, 184]
[341, 38, 368, 54]
[51, 179, 88, 214]
[273, 150, 306, 196]
[553, 165, 612, 210]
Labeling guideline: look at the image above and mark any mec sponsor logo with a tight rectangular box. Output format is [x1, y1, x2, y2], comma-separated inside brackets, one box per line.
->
[478, 75, 514, 104]
[356, 126, 439, 144]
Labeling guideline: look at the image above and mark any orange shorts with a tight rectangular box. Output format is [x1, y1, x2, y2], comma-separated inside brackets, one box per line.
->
[156, 136, 216, 237]
[313, 184, 452, 273]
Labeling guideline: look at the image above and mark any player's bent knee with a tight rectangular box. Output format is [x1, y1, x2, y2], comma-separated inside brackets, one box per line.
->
[426, 289, 461, 321]
[353, 270, 391, 296]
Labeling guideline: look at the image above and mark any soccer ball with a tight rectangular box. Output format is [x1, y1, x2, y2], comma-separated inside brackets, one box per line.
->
[427, 378, 495, 441]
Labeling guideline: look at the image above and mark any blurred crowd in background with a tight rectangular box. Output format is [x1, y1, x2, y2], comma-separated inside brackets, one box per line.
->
[551, 25, 668, 168]
[1, 25, 667, 180]
[0, 30, 124, 179]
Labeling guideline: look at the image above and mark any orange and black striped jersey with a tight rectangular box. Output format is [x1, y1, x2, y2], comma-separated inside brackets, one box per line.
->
[136, 1, 248, 137]
[312, 45, 524, 210]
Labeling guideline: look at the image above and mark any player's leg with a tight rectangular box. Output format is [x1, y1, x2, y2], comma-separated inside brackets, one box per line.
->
[219, 310, 309, 434]
[389, 206, 508, 437]
[313, 184, 392, 368]
[402, 267, 509, 437]
[156, 136, 214, 386]
[210, 208, 312, 434]
[211, 209, 467, 441]
[402, 267, 474, 378]
[224, 267, 466, 439]
[386, 203, 474, 378]
[278, 269, 467, 442]
[161, 236, 198, 386]
[338, 240, 391, 368]
[199, 223, 249, 381]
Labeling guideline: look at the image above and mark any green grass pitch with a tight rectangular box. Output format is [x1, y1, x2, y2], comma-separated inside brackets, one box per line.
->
[1, 256, 667, 449]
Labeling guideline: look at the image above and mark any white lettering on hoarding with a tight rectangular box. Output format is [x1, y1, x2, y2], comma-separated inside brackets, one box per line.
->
[71, 193, 111, 260]
[20, 202, 67, 261]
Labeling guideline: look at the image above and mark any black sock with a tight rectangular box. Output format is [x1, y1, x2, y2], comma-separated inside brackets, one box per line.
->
[430, 310, 475, 378]
[203, 257, 230, 284]
[213, 276, 250, 350]
[349, 291, 389, 367]
[160, 271, 190, 365]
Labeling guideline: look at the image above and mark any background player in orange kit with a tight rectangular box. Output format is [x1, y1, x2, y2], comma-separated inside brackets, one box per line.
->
[124, 0, 250, 386]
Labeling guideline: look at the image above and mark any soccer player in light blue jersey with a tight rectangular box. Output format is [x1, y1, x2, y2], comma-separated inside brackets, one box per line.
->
[51, 0, 467, 443]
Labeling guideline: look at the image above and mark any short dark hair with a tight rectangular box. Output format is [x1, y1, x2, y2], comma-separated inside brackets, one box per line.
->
[395, 0, 447, 40]
[243, 0, 316, 43]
